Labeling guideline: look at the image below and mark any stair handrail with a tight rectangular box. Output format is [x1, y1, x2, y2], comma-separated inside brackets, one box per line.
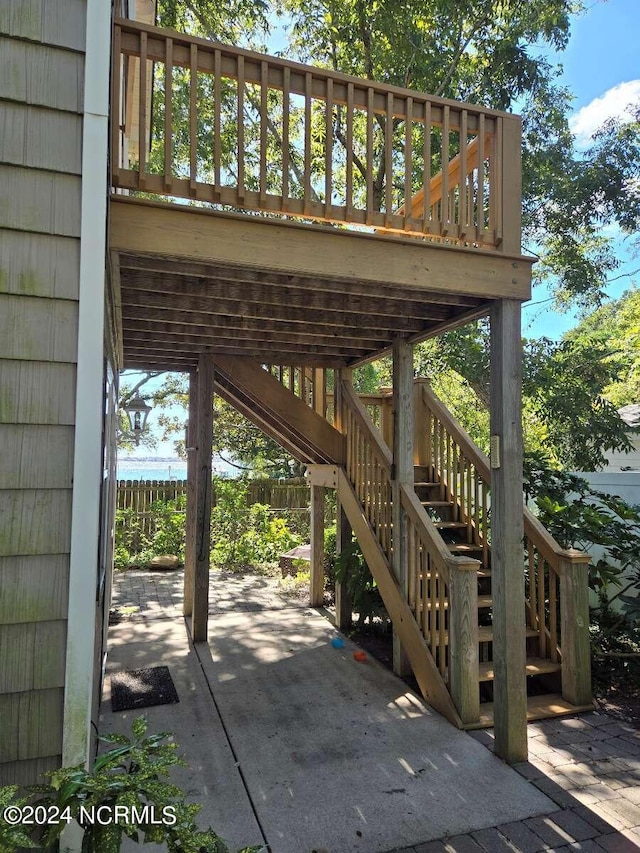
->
[418, 380, 592, 706]
[341, 379, 481, 723]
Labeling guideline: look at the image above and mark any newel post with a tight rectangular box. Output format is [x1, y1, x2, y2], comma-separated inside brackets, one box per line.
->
[310, 483, 325, 607]
[448, 557, 480, 725]
[559, 550, 592, 707]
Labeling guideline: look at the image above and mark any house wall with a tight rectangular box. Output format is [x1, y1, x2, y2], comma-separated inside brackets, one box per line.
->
[602, 435, 640, 472]
[0, 0, 88, 786]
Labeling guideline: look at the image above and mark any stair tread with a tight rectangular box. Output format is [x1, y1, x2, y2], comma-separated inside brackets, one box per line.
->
[421, 500, 456, 507]
[464, 694, 595, 730]
[428, 625, 539, 645]
[414, 481, 440, 487]
[447, 543, 483, 552]
[434, 521, 468, 529]
[478, 656, 562, 682]
[418, 594, 492, 611]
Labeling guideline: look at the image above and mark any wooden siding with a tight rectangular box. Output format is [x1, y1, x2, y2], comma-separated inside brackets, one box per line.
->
[0, 555, 69, 623]
[0, 621, 67, 693]
[0, 230, 80, 300]
[0, 0, 87, 51]
[0, 425, 74, 488]
[0, 295, 78, 362]
[0, 361, 76, 424]
[0, 490, 73, 556]
[0, 38, 84, 112]
[0, 166, 82, 237]
[0, 688, 64, 763]
[0, 5, 88, 787]
[0, 103, 83, 174]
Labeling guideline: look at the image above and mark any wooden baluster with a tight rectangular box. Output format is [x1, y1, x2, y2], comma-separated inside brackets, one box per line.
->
[493, 116, 503, 245]
[366, 87, 374, 225]
[385, 93, 394, 227]
[438, 571, 446, 675]
[466, 461, 473, 542]
[304, 72, 312, 214]
[164, 38, 173, 192]
[459, 110, 468, 237]
[441, 105, 450, 233]
[345, 83, 354, 220]
[404, 96, 413, 232]
[237, 55, 245, 202]
[477, 113, 485, 239]
[422, 101, 431, 233]
[325, 77, 333, 219]
[481, 482, 488, 569]
[259, 60, 268, 206]
[282, 66, 290, 209]
[138, 31, 148, 189]
[528, 541, 536, 629]
[189, 44, 198, 195]
[550, 568, 558, 663]
[213, 50, 221, 192]
[538, 557, 547, 658]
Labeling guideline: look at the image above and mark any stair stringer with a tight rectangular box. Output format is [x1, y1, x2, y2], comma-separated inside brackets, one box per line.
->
[308, 464, 463, 729]
[214, 356, 344, 465]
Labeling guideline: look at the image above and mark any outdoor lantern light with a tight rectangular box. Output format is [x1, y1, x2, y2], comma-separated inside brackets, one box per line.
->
[123, 394, 152, 446]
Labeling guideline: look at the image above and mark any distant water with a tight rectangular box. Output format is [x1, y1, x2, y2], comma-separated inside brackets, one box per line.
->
[117, 457, 236, 481]
[117, 460, 187, 481]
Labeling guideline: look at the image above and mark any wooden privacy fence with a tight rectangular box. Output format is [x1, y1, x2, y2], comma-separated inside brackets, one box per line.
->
[112, 18, 520, 250]
[116, 477, 315, 544]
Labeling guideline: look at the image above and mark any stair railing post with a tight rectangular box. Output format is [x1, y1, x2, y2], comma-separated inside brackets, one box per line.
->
[392, 338, 414, 677]
[334, 368, 353, 629]
[559, 550, 592, 707]
[193, 354, 214, 643]
[448, 556, 480, 725]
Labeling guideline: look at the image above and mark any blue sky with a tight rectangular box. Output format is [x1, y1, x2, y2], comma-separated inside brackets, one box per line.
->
[523, 0, 639, 339]
[124, 0, 639, 456]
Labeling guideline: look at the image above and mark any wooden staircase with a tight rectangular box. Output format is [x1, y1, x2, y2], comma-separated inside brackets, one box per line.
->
[213, 358, 593, 730]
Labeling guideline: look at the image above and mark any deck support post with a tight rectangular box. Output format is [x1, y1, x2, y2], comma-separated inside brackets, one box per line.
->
[192, 354, 214, 643]
[392, 338, 413, 677]
[310, 484, 325, 606]
[559, 551, 592, 707]
[334, 368, 353, 628]
[490, 299, 527, 763]
[183, 370, 197, 616]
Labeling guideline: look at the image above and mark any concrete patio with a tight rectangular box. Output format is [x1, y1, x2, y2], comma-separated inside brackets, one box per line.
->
[101, 569, 640, 853]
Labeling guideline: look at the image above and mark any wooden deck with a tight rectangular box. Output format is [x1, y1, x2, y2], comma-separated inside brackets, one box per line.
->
[110, 18, 533, 372]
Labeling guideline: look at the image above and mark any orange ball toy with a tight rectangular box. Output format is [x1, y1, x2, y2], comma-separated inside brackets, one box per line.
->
[353, 650, 367, 662]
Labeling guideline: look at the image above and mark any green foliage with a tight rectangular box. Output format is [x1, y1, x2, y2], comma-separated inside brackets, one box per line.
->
[115, 497, 186, 569]
[211, 479, 300, 569]
[0, 718, 261, 853]
[525, 453, 640, 601]
[334, 540, 387, 626]
[0, 787, 39, 852]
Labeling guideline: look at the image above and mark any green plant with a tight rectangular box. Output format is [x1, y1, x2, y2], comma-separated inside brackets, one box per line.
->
[211, 480, 300, 570]
[526, 453, 640, 598]
[0, 786, 38, 852]
[334, 541, 387, 627]
[0, 717, 262, 853]
[115, 497, 186, 569]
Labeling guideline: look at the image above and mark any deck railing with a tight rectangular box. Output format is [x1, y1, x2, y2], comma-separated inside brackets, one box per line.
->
[112, 19, 521, 250]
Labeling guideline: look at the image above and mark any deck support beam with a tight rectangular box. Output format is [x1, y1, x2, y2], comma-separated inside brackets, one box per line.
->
[183, 370, 197, 616]
[310, 484, 325, 606]
[192, 354, 214, 643]
[392, 338, 413, 677]
[490, 299, 527, 763]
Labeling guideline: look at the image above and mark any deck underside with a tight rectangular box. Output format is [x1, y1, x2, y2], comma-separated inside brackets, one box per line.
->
[110, 196, 533, 371]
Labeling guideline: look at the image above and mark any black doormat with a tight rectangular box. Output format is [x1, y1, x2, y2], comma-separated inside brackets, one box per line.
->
[110, 666, 179, 712]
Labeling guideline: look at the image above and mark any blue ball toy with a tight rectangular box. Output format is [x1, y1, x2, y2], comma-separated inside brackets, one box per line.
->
[331, 637, 345, 649]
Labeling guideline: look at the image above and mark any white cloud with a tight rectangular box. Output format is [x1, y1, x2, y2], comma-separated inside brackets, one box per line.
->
[569, 80, 640, 147]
